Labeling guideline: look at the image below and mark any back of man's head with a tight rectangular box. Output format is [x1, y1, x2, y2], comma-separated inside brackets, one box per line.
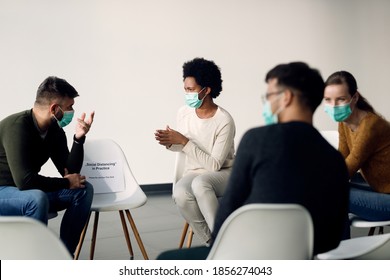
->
[35, 76, 79, 106]
[265, 62, 324, 113]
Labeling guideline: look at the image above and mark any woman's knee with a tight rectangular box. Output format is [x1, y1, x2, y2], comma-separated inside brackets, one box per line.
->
[191, 176, 213, 197]
[172, 186, 188, 206]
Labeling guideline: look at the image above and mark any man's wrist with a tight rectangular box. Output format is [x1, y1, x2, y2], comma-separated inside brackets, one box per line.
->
[74, 135, 86, 144]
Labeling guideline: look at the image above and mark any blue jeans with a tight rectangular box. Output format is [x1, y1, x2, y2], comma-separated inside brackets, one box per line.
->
[0, 187, 49, 222]
[349, 176, 390, 221]
[0, 183, 93, 255]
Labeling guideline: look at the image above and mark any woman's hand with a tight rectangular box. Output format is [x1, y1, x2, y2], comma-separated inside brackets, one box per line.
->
[154, 125, 188, 147]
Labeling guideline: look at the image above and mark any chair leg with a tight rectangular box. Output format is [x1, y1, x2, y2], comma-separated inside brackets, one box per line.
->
[368, 227, 376, 236]
[89, 211, 100, 260]
[119, 210, 134, 259]
[124, 209, 149, 260]
[74, 211, 91, 260]
[186, 227, 194, 248]
[179, 222, 189, 248]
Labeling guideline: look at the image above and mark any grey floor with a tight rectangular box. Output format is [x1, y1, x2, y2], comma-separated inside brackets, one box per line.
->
[48, 191, 203, 260]
[48, 191, 389, 260]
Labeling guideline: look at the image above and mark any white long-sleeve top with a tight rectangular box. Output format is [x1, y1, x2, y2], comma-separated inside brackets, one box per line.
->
[169, 105, 235, 175]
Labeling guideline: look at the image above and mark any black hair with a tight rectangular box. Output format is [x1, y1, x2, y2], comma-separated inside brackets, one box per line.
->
[182, 57, 223, 98]
[265, 62, 324, 113]
[325, 71, 375, 114]
[35, 76, 79, 105]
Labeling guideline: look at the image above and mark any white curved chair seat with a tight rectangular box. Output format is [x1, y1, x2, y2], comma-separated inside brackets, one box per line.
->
[316, 233, 390, 260]
[351, 217, 390, 228]
[91, 187, 146, 212]
[207, 203, 314, 260]
[0, 216, 72, 260]
[74, 138, 148, 260]
[349, 213, 390, 235]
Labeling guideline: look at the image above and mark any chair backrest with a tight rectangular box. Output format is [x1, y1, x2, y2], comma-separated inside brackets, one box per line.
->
[320, 130, 339, 149]
[0, 216, 72, 260]
[207, 203, 314, 260]
[80, 138, 146, 208]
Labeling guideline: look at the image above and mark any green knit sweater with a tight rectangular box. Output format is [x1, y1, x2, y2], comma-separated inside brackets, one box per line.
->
[0, 109, 84, 192]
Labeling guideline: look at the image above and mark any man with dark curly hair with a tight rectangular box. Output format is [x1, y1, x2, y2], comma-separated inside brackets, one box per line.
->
[155, 57, 236, 245]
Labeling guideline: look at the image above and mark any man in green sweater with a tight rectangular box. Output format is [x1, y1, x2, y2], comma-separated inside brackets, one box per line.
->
[0, 76, 95, 256]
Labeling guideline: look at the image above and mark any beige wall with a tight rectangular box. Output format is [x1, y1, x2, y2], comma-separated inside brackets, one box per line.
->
[1, 0, 389, 184]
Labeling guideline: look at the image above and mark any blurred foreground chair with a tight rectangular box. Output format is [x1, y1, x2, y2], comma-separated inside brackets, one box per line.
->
[0, 216, 72, 260]
[206, 203, 314, 260]
[74, 138, 148, 260]
[316, 233, 390, 260]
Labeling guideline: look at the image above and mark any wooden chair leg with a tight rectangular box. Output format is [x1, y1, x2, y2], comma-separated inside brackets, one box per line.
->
[89, 211, 100, 260]
[179, 222, 189, 248]
[119, 210, 134, 259]
[186, 227, 194, 248]
[74, 211, 91, 260]
[125, 209, 149, 260]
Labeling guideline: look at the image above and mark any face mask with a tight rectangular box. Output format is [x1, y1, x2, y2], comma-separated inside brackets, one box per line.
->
[54, 107, 75, 128]
[262, 93, 284, 125]
[324, 103, 352, 122]
[184, 88, 206, 109]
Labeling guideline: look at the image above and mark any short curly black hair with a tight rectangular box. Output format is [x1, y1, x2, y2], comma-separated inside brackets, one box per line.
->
[182, 57, 223, 98]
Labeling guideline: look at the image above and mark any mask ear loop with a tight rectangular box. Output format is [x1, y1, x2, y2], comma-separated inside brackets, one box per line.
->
[347, 93, 358, 114]
[271, 91, 286, 116]
[198, 87, 208, 101]
[52, 104, 64, 122]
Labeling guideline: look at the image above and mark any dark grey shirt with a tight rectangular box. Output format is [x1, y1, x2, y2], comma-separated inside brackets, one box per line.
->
[213, 122, 349, 255]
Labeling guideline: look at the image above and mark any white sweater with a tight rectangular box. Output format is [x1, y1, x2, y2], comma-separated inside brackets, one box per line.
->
[169, 105, 235, 175]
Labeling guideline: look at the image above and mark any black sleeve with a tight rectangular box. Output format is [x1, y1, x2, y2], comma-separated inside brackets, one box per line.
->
[66, 135, 85, 174]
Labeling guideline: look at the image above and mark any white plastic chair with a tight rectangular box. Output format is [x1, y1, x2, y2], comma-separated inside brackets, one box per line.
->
[206, 203, 314, 260]
[316, 233, 390, 260]
[0, 216, 72, 260]
[173, 152, 194, 248]
[74, 138, 148, 260]
[349, 214, 390, 235]
[320, 130, 339, 148]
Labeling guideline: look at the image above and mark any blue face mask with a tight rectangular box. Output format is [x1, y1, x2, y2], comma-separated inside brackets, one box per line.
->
[55, 107, 74, 128]
[324, 103, 352, 122]
[184, 88, 206, 109]
[261, 93, 284, 125]
[262, 101, 278, 125]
